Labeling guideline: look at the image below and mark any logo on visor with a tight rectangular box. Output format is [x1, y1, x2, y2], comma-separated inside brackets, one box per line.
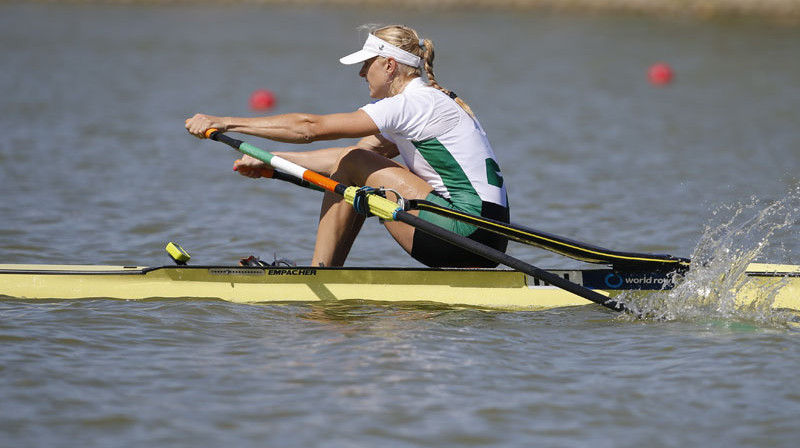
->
[379, 44, 385, 50]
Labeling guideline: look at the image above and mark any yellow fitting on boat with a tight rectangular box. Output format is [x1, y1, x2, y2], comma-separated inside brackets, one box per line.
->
[343, 186, 401, 221]
[166, 242, 191, 265]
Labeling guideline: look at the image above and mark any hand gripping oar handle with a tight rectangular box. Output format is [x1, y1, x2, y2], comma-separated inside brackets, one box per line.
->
[203, 129, 627, 312]
[205, 128, 398, 219]
[206, 129, 343, 194]
[234, 160, 324, 192]
[233, 161, 274, 178]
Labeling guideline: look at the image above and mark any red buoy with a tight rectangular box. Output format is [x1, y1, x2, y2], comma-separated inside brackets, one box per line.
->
[249, 89, 276, 111]
[648, 63, 674, 86]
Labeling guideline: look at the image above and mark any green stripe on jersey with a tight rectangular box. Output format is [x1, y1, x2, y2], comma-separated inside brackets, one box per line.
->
[412, 137, 482, 214]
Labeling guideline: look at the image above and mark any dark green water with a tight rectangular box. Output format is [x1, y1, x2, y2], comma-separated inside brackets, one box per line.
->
[1, 3, 799, 447]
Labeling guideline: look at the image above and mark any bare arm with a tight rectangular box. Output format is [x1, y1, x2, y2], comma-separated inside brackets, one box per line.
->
[233, 134, 400, 178]
[352, 134, 399, 159]
[185, 110, 380, 144]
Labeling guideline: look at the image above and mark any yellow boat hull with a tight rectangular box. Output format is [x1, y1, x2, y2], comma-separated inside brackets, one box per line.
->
[1, 263, 798, 311]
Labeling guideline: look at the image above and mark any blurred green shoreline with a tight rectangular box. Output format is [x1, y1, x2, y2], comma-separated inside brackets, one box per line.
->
[11, 0, 800, 22]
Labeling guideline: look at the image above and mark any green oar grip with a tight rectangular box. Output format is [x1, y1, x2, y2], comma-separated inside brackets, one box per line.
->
[206, 129, 276, 167]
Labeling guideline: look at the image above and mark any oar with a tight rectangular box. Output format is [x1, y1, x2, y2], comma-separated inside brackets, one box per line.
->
[202, 129, 628, 313]
[406, 199, 690, 271]
[234, 158, 688, 271]
[233, 160, 324, 192]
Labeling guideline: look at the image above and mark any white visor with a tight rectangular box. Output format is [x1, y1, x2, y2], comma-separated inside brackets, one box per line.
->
[339, 34, 422, 68]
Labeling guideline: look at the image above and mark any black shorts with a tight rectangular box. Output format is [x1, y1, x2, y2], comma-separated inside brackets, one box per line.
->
[409, 193, 509, 268]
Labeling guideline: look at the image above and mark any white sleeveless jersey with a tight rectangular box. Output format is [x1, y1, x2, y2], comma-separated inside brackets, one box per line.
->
[361, 78, 507, 213]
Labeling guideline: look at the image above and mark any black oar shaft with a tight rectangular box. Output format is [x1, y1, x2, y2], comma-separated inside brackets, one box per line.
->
[408, 200, 690, 270]
[395, 210, 626, 312]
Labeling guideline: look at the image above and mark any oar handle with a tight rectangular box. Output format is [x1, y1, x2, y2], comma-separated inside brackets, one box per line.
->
[233, 161, 324, 192]
[205, 128, 333, 194]
[205, 128, 241, 148]
[246, 168, 277, 178]
[207, 129, 275, 178]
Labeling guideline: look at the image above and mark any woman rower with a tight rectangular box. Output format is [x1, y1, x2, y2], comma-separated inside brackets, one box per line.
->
[185, 24, 509, 268]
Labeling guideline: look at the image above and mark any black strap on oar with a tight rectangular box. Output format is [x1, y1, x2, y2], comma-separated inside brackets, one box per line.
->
[407, 199, 690, 271]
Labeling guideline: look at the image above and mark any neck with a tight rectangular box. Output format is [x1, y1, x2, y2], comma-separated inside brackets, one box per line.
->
[388, 75, 418, 97]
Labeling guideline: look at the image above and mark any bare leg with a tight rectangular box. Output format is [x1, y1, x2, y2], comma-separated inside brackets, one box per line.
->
[312, 190, 366, 266]
[311, 148, 432, 266]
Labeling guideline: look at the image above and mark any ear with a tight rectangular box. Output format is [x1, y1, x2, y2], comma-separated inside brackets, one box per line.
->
[384, 57, 398, 74]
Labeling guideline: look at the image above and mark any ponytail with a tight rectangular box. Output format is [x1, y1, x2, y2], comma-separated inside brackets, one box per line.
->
[419, 38, 475, 118]
[371, 25, 476, 118]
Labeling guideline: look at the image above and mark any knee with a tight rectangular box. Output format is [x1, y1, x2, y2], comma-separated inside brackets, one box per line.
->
[331, 146, 382, 182]
[336, 146, 373, 165]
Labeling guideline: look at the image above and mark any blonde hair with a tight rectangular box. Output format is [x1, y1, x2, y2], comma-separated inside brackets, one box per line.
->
[365, 24, 475, 117]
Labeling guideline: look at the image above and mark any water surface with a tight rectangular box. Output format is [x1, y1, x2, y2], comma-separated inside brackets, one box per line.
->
[1, 4, 799, 447]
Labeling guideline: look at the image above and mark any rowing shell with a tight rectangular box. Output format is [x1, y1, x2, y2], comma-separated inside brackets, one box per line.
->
[1, 263, 798, 311]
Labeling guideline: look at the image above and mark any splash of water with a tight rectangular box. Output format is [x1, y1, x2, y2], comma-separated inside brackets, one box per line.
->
[621, 187, 800, 325]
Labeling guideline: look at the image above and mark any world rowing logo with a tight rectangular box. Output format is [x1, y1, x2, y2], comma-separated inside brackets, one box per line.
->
[604, 273, 624, 288]
[601, 272, 672, 290]
[581, 270, 674, 290]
